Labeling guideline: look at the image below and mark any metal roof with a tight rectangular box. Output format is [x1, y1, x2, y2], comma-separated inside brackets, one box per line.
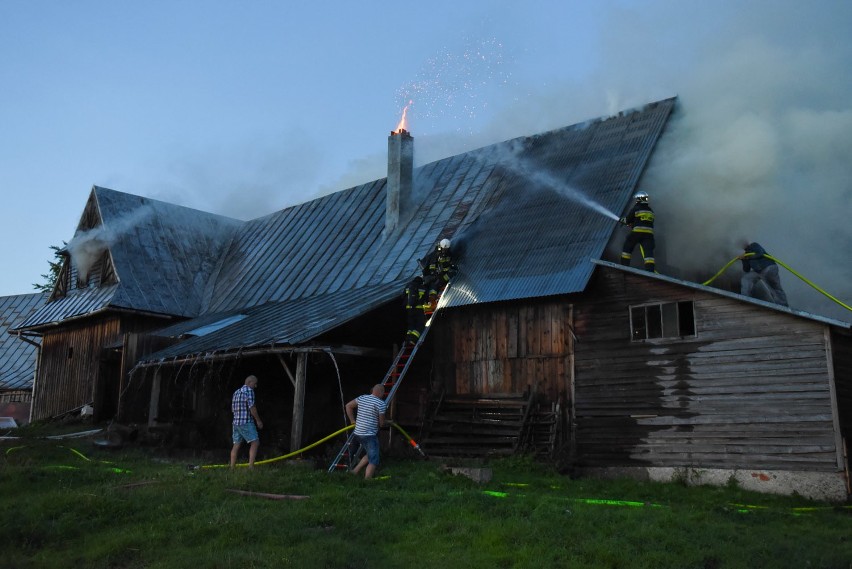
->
[441, 99, 675, 308]
[138, 281, 404, 364]
[592, 260, 852, 330]
[208, 98, 675, 315]
[17, 284, 119, 330]
[18, 188, 241, 330]
[0, 294, 48, 390]
[20, 98, 677, 360]
[98, 188, 242, 316]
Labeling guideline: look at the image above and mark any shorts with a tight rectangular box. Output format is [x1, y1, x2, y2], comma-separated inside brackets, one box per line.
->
[355, 434, 380, 466]
[232, 423, 259, 445]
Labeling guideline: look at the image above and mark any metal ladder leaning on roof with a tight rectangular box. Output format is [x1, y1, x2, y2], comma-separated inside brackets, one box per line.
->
[327, 285, 447, 473]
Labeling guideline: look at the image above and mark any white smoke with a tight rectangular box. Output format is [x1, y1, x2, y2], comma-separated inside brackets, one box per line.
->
[67, 205, 155, 283]
[393, 1, 852, 321]
[637, 7, 852, 321]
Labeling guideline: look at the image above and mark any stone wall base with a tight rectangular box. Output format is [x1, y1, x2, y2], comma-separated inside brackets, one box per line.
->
[576, 466, 850, 502]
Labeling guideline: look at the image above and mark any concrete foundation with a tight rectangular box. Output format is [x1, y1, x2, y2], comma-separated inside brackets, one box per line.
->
[578, 466, 849, 503]
[441, 465, 493, 484]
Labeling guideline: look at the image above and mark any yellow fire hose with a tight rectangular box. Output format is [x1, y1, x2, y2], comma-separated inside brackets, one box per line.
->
[702, 253, 851, 313]
[202, 421, 424, 469]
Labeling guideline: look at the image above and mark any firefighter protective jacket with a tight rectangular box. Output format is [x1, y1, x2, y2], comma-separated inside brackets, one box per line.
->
[742, 242, 775, 273]
[625, 202, 655, 234]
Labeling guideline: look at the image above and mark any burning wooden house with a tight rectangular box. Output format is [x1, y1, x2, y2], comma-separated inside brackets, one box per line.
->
[13, 97, 851, 500]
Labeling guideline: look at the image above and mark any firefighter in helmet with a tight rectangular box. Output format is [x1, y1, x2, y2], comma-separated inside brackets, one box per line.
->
[421, 238, 455, 293]
[404, 275, 426, 345]
[419, 238, 458, 324]
[619, 191, 656, 272]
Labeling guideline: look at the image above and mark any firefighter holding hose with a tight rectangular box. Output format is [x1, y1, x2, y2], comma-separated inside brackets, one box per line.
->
[620, 191, 656, 272]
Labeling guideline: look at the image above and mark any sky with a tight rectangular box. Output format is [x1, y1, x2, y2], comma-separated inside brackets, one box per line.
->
[2, 1, 851, 321]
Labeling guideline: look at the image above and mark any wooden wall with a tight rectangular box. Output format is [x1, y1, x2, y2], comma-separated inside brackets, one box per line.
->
[31, 314, 175, 422]
[572, 267, 840, 472]
[432, 298, 573, 403]
[32, 316, 122, 421]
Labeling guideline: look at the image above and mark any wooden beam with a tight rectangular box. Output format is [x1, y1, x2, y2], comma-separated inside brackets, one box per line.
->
[290, 353, 307, 451]
[226, 489, 309, 500]
[131, 343, 383, 371]
[325, 344, 387, 358]
[148, 370, 161, 427]
[277, 354, 296, 389]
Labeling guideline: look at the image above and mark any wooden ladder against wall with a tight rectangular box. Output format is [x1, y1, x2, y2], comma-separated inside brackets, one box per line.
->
[420, 393, 533, 458]
[523, 400, 562, 458]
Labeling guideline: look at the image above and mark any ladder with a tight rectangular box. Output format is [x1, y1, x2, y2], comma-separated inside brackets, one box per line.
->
[327, 294, 442, 472]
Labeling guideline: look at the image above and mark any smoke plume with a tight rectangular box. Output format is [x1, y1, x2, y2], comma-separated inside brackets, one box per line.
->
[636, 5, 852, 321]
[399, 1, 852, 321]
[67, 205, 154, 282]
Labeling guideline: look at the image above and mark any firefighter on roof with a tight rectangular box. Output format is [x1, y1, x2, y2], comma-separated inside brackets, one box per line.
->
[739, 241, 788, 307]
[421, 238, 455, 294]
[419, 238, 457, 325]
[619, 191, 656, 272]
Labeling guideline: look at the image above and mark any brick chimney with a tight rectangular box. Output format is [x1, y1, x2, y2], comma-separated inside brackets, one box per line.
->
[386, 129, 413, 235]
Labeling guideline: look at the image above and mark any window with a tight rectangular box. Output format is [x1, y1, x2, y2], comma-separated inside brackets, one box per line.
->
[631, 301, 695, 341]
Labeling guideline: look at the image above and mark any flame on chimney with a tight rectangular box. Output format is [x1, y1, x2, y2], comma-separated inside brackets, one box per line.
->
[393, 100, 413, 134]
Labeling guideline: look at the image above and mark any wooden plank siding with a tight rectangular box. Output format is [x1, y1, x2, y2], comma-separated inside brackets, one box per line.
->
[572, 267, 840, 471]
[31, 314, 176, 422]
[32, 316, 122, 420]
[433, 299, 572, 404]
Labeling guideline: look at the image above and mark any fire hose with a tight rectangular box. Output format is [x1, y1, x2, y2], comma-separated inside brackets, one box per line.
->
[200, 421, 424, 469]
[702, 253, 851, 313]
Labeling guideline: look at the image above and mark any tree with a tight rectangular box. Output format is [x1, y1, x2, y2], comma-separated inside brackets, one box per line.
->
[33, 243, 66, 293]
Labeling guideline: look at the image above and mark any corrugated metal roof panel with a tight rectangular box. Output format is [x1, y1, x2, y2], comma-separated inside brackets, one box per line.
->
[0, 294, 48, 390]
[19, 188, 242, 330]
[140, 281, 404, 363]
[442, 99, 675, 308]
[17, 285, 118, 330]
[97, 187, 242, 316]
[142, 98, 676, 358]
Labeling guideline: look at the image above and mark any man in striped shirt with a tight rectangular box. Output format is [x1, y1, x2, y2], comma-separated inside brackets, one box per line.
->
[230, 375, 263, 468]
[345, 384, 387, 479]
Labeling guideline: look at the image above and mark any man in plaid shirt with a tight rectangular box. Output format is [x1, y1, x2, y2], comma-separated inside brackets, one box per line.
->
[230, 375, 264, 468]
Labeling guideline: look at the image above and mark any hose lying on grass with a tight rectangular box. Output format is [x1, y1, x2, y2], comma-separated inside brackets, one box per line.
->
[200, 421, 425, 469]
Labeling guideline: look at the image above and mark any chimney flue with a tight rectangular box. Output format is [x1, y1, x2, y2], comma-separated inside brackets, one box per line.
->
[386, 129, 413, 235]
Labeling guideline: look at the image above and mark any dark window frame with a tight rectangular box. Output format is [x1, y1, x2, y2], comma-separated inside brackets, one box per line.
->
[630, 301, 696, 341]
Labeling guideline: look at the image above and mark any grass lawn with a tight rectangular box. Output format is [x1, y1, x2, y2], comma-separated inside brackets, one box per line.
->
[1, 435, 851, 569]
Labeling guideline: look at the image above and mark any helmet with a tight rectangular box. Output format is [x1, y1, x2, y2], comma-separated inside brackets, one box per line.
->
[634, 191, 649, 203]
[439, 238, 451, 249]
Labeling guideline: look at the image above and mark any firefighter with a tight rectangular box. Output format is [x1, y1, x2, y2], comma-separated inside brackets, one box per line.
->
[404, 275, 426, 345]
[619, 191, 656, 272]
[420, 238, 455, 293]
[738, 241, 788, 306]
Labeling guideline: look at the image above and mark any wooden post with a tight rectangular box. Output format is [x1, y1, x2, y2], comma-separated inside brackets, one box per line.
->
[567, 304, 576, 452]
[824, 328, 845, 471]
[290, 353, 307, 452]
[148, 369, 161, 427]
